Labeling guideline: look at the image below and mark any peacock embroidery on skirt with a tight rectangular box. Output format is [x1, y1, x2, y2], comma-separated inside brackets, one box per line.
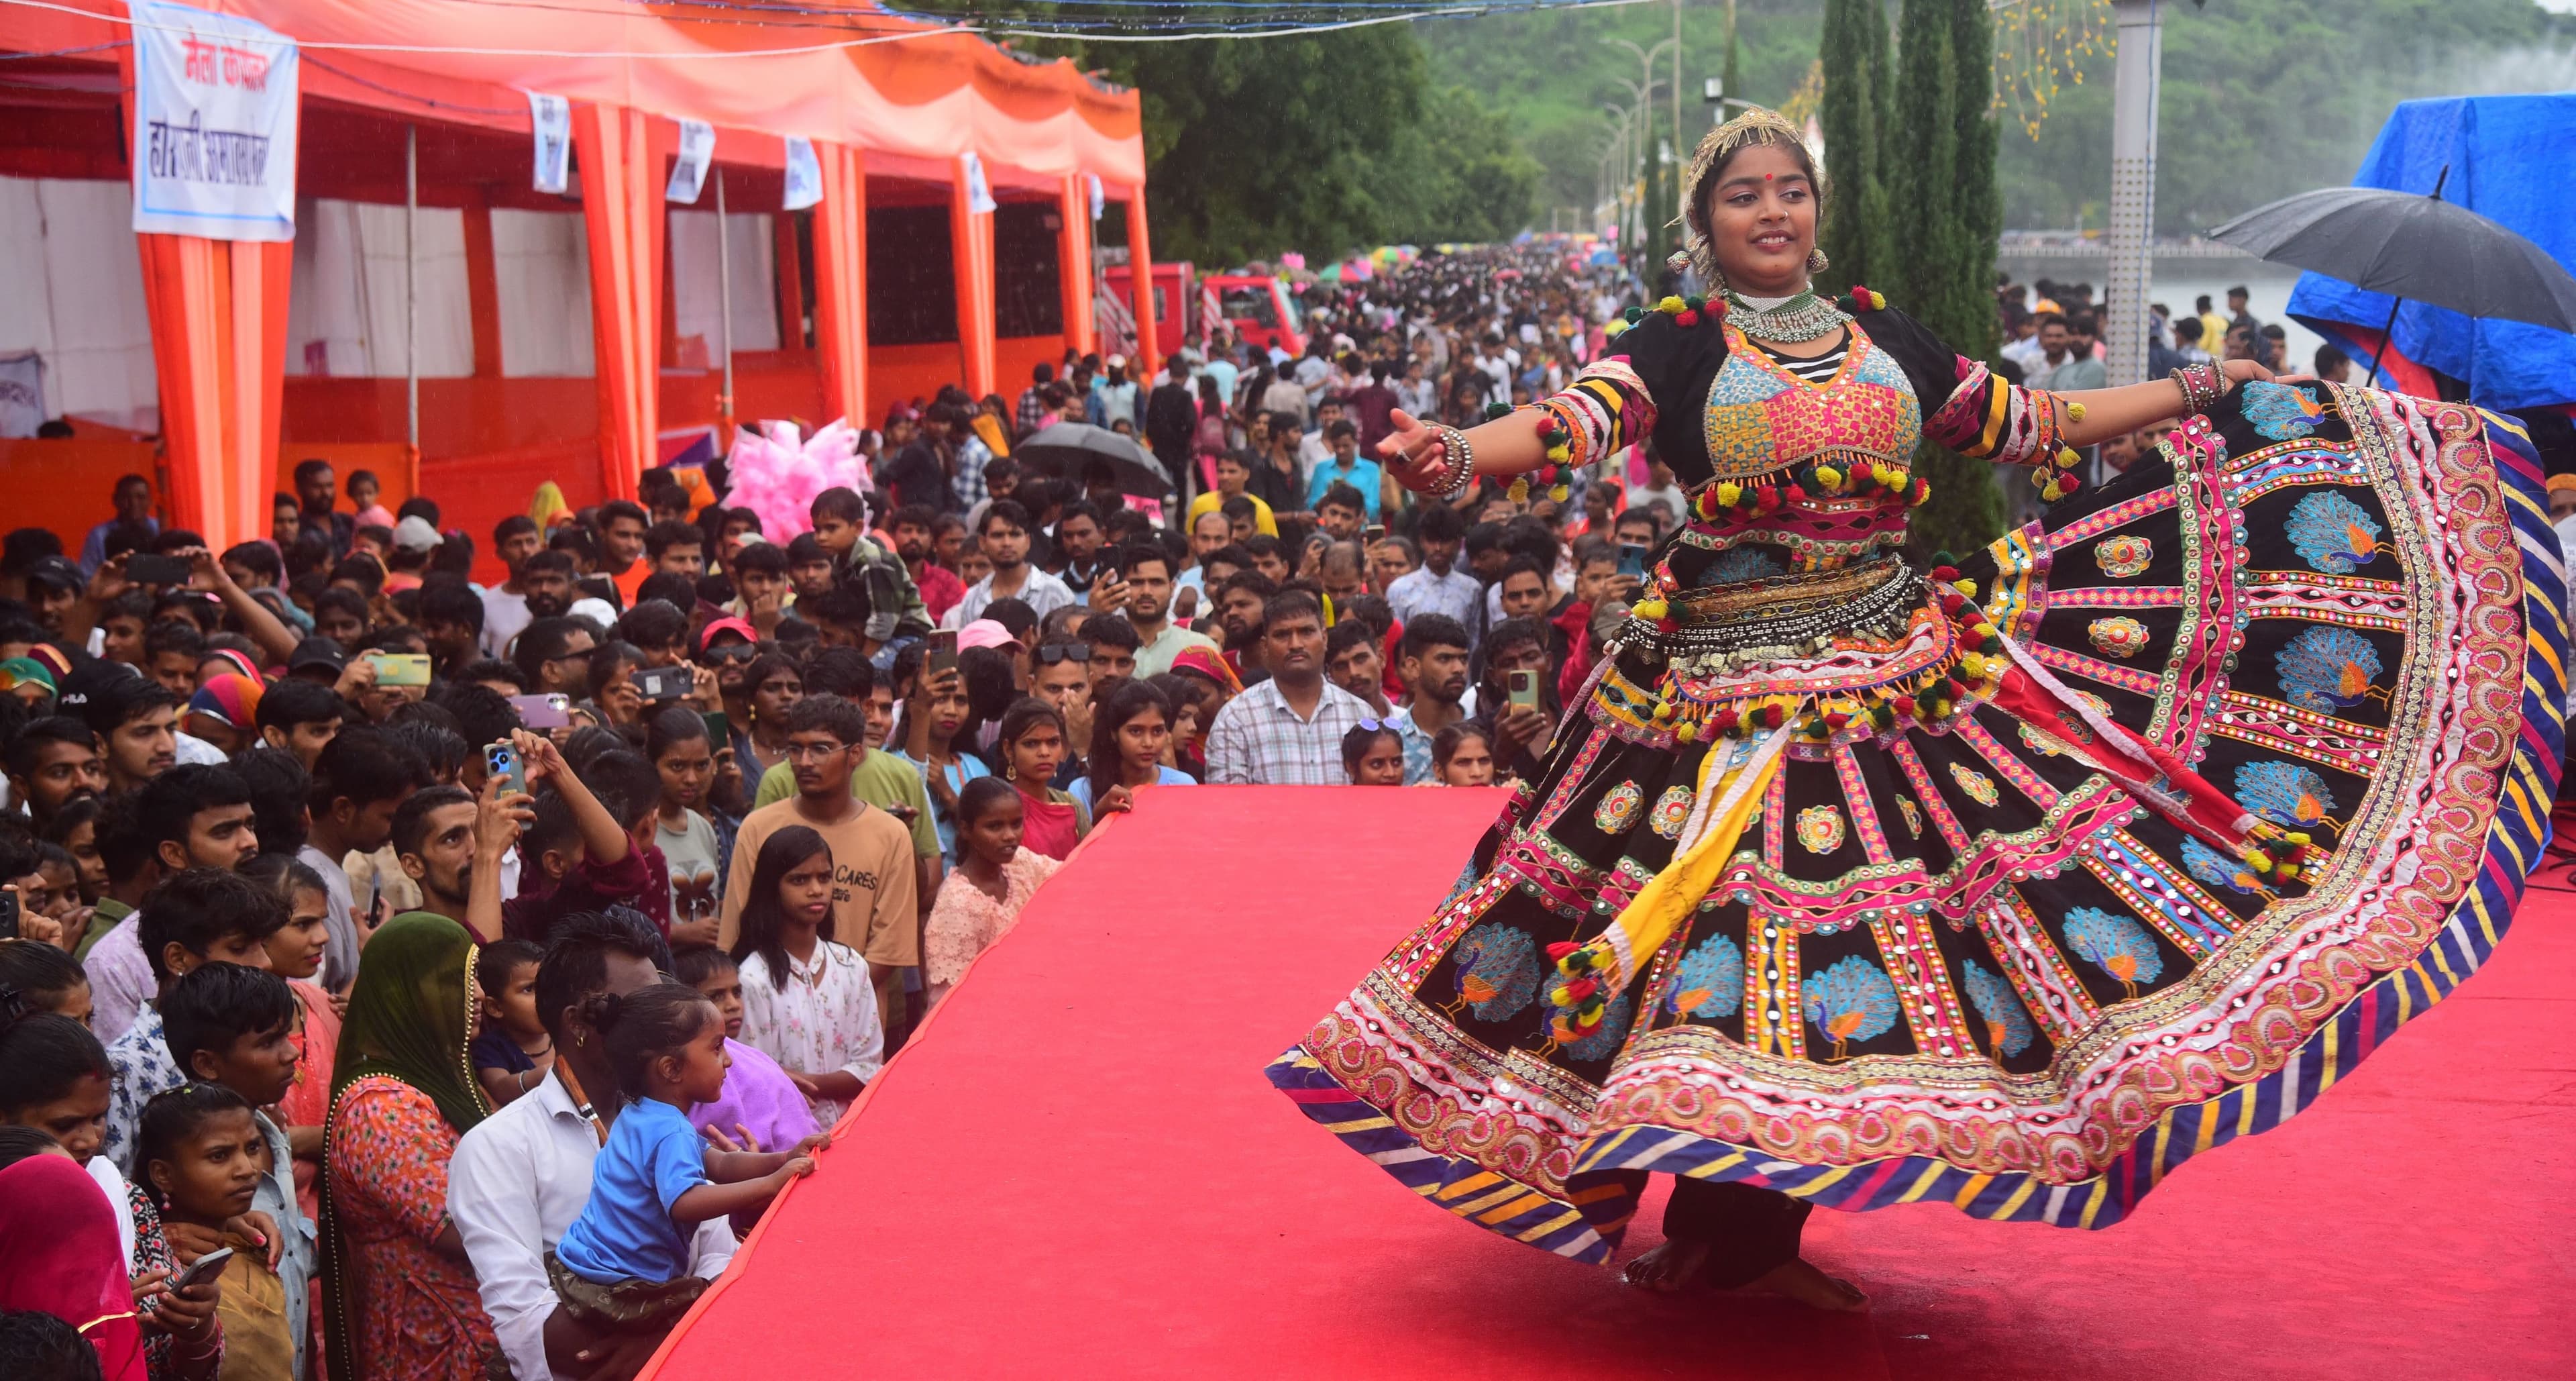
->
[1665, 935, 1746, 1019]
[1960, 960, 2035, 1057]
[2284, 489, 2384, 574]
[1444, 923, 1539, 1019]
[1802, 957, 1899, 1059]
[2235, 760, 2343, 835]
[2241, 380, 2330, 442]
[2060, 907, 2164, 1000]
[2276, 625, 2387, 713]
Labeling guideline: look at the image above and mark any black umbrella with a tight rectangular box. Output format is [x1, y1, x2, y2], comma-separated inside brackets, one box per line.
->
[2208, 170, 2576, 385]
[1010, 421, 1173, 497]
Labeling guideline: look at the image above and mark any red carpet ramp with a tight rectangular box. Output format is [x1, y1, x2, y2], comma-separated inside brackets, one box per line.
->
[646, 786, 2576, 1379]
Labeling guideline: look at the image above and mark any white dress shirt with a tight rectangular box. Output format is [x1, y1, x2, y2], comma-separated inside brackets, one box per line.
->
[938, 566, 1076, 631]
[448, 1071, 737, 1381]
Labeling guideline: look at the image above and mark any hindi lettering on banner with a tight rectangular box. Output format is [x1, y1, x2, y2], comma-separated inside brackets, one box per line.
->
[529, 93, 572, 195]
[782, 136, 823, 212]
[961, 152, 997, 216]
[667, 119, 716, 204]
[130, 0, 298, 241]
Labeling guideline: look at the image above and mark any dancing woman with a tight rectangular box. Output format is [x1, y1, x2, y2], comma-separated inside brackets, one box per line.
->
[1270, 108, 2567, 1307]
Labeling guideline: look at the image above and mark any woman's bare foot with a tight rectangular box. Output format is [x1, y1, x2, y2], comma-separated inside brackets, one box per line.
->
[1735, 1258, 1869, 1312]
[1621, 1237, 1713, 1293]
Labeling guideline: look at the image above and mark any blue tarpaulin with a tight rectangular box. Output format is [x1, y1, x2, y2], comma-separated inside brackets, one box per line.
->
[2286, 93, 2576, 411]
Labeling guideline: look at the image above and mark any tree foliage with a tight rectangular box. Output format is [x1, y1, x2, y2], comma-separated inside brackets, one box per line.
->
[1884, 0, 2007, 556]
[1816, 0, 1895, 295]
[1993, 0, 2568, 235]
[994, 23, 1537, 266]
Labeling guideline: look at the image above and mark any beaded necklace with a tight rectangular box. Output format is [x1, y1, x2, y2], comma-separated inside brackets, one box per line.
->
[1722, 286, 1850, 344]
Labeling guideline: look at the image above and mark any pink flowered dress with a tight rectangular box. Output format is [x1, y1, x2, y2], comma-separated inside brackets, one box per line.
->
[923, 848, 1062, 990]
[326, 1077, 496, 1381]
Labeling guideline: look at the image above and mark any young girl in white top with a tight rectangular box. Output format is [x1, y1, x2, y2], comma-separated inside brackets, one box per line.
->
[729, 825, 884, 1127]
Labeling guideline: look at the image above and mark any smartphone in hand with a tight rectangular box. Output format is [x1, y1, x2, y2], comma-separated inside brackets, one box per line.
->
[1507, 668, 1541, 711]
[126, 553, 193, 586]
[927, 629, 959, 676]
[508, 693, 572, 729]
[486, 742, 525, 799]
[366, 652, 433, 687]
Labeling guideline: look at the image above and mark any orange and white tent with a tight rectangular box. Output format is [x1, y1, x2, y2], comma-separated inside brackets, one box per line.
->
[0, 0, 1153, 554]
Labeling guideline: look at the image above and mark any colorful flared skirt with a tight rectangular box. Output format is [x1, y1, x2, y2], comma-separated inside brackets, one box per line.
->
[1268, 385, 2568, 1261]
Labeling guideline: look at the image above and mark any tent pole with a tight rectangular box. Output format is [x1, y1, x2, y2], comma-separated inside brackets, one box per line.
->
[716, 168, 735, 438]
[406, 123, 419, 451]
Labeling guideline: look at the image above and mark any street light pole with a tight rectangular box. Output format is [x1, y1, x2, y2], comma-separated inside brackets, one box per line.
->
[1605, 36, 1679, 247]
[2106, 0, 2165, 387]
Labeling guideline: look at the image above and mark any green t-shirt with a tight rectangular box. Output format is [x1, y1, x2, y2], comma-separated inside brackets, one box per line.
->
[753, 751, 940, 857]
[74, 897, 131, 962]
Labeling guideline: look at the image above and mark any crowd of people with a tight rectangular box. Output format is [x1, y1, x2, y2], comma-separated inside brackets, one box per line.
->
[0, 237, 2374, 1379]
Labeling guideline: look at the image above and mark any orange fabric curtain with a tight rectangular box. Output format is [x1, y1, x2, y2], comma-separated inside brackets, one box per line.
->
[573, 103, 663, 502]
[137, 234, 291, 552]
[1058, 174, 1095, 358]
[1124, 189, 1159, 382]
[812, 141, 869, 429]
[950, 165, 998, 399]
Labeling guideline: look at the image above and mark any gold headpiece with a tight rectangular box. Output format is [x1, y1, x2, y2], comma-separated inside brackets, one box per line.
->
[1675, 106, 1819, 283]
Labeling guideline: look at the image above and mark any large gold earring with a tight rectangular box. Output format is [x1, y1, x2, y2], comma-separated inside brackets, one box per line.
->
[1807, 246, 1830, 272]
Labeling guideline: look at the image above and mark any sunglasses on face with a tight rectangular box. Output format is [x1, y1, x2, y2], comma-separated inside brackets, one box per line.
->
[700, 643, 757, 664]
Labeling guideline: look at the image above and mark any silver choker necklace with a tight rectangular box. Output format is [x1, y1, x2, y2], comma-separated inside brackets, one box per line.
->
[1722, 287, 1850, 344]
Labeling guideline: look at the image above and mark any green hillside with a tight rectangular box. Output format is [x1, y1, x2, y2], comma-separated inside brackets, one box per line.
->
[1415, 0, 2571, 236]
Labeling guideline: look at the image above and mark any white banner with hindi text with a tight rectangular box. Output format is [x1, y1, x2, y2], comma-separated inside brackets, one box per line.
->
[782, 136, 822, 211]
[130, 1, 298, 241]
[529, 93, 572, 195]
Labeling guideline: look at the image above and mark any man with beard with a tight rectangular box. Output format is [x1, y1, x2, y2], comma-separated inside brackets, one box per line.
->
[392, 782, 487, 933]
[5, 715, 106, 830]
[513, 617, 596, 700]
[888, 505, 965, 625]
[292, 458, 355, 557]
[940, 500, 1074, 629]
[1115, 546, 1215, 678]
[1203, 591, 1372, 785]
[513, 550, 579, 625]
[1214, 570, 1277, 684]
[480, 515, 546, 656]
[1050, 501, 1107, 597]
[67, 668, 180, 792]
[1388, 615, 1470, 785]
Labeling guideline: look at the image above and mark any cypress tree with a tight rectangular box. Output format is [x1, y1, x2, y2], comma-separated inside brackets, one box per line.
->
[1947, 0, 2002, 363]
[1815, 0, 1879, 295]
[1886, 0, 2006, 558]
[1863, 2, 1899, 295]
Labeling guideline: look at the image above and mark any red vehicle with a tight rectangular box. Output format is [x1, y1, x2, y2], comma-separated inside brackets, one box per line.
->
[1202, 273, 1306, 356]
[1102, 260, 1193, 358]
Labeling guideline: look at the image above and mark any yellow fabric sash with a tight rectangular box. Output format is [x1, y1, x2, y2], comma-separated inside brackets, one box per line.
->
[1548, 725, 1790, 1038]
